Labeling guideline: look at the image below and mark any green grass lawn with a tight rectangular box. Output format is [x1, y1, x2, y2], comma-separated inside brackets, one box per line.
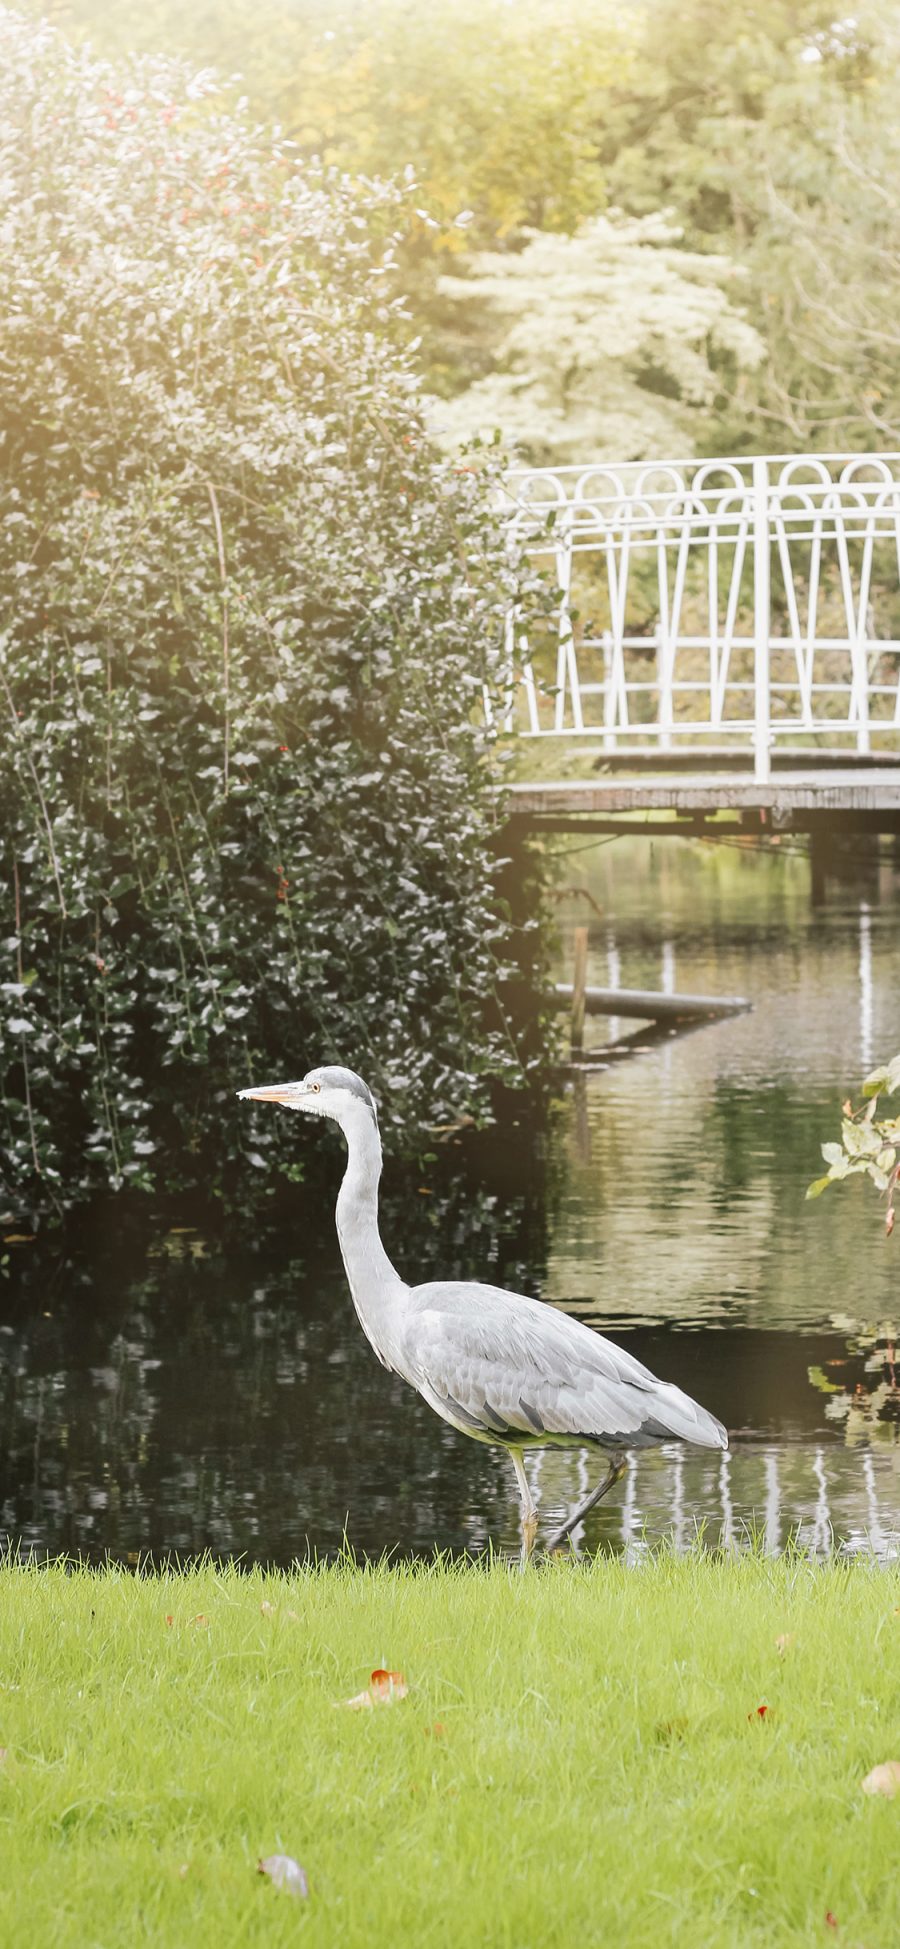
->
[0, 1552, 898, 1947]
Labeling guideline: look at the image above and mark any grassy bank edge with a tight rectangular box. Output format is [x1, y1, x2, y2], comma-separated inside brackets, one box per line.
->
[0, 1549, 897, 1948]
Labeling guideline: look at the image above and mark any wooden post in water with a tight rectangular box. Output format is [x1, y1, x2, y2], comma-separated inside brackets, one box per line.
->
[570, 925, 589, 1053]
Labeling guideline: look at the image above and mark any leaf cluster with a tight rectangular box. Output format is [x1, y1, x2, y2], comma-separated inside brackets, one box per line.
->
[806, 1057, 900, 1229]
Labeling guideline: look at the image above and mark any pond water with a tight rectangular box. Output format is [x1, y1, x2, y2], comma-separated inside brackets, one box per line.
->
[2, 835, 899, 1564]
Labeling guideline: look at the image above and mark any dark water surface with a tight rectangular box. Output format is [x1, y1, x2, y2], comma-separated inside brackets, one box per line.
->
[2, 838, 899, 1562]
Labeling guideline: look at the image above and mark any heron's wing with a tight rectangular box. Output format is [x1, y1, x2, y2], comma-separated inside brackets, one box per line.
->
[404, 1281, 726, 1451]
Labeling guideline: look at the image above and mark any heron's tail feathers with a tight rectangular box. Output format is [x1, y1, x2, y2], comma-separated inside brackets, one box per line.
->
[645, 1382, 728, 1451]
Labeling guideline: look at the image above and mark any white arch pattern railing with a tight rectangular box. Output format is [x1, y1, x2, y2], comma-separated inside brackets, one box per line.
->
[497, 452, 900, 781]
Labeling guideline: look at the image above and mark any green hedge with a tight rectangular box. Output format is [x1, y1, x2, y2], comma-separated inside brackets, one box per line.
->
[0, 15, 549, 1227]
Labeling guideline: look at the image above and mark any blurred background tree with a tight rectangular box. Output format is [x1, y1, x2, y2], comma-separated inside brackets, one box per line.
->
[429, 215, 765, 465]
[42, 0, 628, 249]
[606, 0, 900, 450]
[36, 0, 900, 458]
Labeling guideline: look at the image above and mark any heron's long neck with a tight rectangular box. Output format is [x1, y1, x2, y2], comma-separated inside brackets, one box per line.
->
[335, 1109, 407, 1366]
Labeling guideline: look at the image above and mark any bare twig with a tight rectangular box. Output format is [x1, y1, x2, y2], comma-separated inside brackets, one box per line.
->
[12, 858, 40, 1176]
[547, 885, 605, 920]
[206, 481, 230, 796]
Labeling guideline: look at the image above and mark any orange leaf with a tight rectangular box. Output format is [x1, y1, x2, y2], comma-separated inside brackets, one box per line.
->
[165, 1614, 175, 1628]
[189, 1614, 209, 1629]
[861, 1760, 900, 1798]
[747, 1703, 772, 1722]
[337, 1668, 408, 1709]
[370, 1668, 408, 1701]
[825, 1915, 839, 1931]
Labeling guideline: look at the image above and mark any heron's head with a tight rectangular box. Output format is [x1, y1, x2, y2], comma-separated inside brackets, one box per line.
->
[237, 1064, 378, 1129]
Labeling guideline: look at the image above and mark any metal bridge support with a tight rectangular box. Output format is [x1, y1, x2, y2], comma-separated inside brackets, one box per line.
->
[752, 456, 771, 784]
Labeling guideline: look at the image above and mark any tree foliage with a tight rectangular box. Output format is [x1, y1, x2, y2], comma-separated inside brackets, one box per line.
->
[0, 13, 549, 1228]
[430, 215, 765, 465]
[605, 0, 900, 450]
[45, 0, 628, 253]
[47, 0, 900, 457]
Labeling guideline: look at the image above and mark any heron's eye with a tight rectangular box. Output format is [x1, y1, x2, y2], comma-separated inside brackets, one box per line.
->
[308, 1082, 321, 1093]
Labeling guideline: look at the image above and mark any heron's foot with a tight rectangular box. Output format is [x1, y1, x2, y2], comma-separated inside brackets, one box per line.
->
[541, 1452, 628, 1556]
[519, 1508, 539, 1568]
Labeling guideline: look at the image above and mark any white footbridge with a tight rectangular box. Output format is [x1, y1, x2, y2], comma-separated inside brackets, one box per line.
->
[499, 452, 900, 830]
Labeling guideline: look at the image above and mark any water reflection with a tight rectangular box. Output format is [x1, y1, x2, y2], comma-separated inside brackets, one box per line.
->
[808, 1318, 900, 1446]
[2, 837, 900, 1563]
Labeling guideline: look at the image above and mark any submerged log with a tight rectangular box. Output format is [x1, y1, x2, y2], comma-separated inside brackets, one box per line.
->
[551, 984, 751, 1023]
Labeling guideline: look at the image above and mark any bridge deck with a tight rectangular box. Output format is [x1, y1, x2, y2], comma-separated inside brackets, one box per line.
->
[507, 769, 900, 833]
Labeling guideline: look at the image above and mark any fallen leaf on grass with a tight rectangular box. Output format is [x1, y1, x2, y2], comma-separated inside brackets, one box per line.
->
[258, 1854, 308, 1898]
[189, 1615, 209, 1629]
[339, 1668, 408, 1709]
[825, 1914, 839, 1930]
[371, 1668, 407, 1700]
[775, 1634, 795, 1656]
[861, 1760, 900, 1798]
[748, 1704, 772, 1723]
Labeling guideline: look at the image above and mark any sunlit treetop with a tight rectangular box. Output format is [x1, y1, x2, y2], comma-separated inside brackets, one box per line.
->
[38, 0, 633, 249]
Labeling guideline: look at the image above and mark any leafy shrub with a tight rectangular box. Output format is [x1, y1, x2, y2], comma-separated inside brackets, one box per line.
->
[0, 14, 548, 1228]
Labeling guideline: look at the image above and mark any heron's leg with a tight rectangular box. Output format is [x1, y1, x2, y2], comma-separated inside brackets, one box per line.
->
[511, 1448, 539, 1565]
[542, 1451, 628, 1555]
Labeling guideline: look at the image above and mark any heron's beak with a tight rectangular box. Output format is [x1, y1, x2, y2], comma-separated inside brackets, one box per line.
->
[237, 1083, 298, 1104]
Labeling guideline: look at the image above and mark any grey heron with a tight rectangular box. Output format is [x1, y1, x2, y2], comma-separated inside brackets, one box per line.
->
[239, 1065, 727, 1559]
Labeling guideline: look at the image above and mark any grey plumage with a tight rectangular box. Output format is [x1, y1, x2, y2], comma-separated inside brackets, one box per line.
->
[402, 1282, 725, 1454]
[305, 1064, 378, 1113]
[238, 1064, 727, 1557]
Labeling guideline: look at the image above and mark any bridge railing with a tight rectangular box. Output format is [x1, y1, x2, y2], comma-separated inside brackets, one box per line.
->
[497, 452, 900, 780]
